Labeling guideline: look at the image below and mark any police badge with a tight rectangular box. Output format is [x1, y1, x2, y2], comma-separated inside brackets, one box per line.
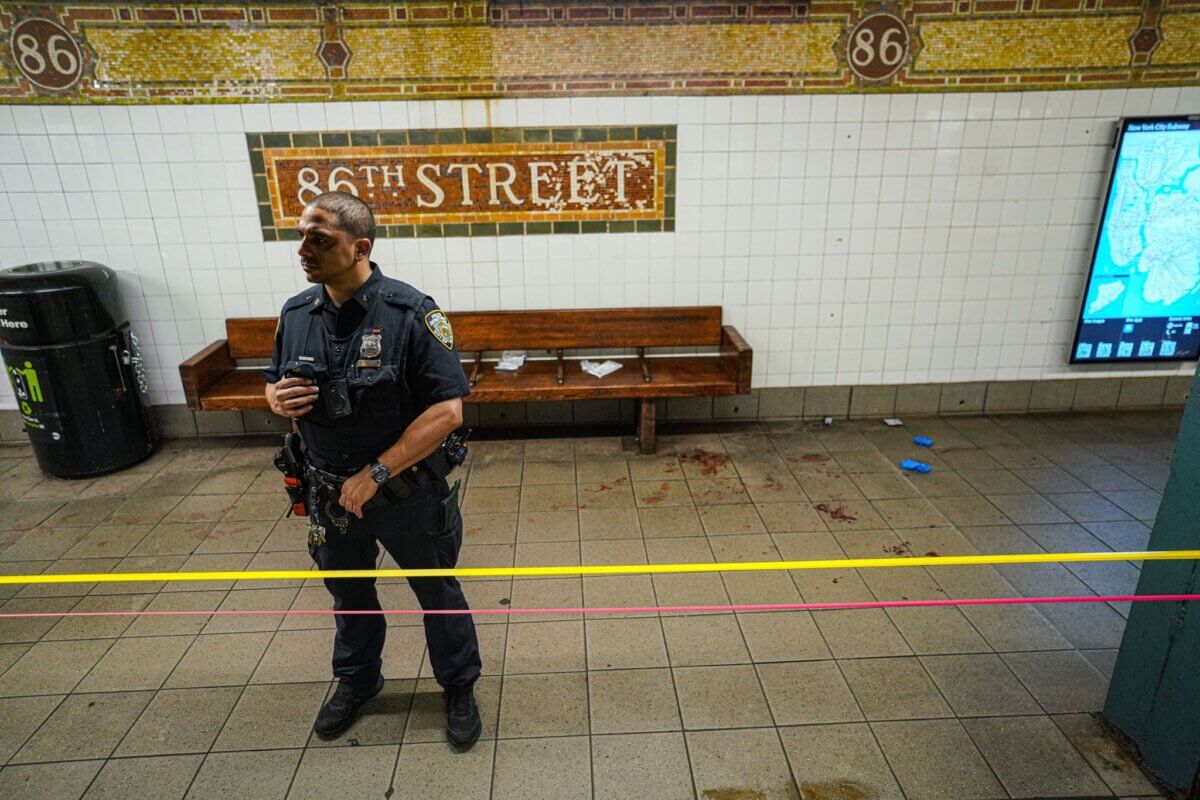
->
[360, 330, 382, 359]
[424, 310, 455, 350]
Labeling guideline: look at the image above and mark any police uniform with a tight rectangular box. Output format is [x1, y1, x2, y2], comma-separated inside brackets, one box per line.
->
[264, 262, 481, 695]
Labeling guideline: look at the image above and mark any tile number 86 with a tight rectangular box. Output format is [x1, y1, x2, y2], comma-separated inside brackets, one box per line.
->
[297, 167, 360, 204]
[846, 14, 909, 82]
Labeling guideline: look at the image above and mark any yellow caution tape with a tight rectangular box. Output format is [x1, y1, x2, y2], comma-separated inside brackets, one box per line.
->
[0, 549, 1196, 586]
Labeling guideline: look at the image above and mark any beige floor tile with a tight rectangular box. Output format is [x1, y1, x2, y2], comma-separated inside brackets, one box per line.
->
[44, 499, 124, 529]
[520, 484, 577, 512]
[687, 478, 749, 505]
[163, 495, 240, 524]
[637, 506, 703, 537]
[812, 609, 913, 658]
[674, 664, 772, 729]
[123, 591, 224, 638]
[192, 469, 261, 495]
[872, 719, 1005, 800]
[930, 495, 1011, 526]
[211, 682, 327, 751]
[809, 499, 889, 531]
[404, 676, 499, 744]
[585, 617, 669, 670]
[698, 504, 766, 535]
[1052, 713, 1162, 797]
[43, 593, 151, 640]
[578, 479, 635, 510]
[462, 512, 519, 545]
[82, 754, 202, 798]
[469, 459, 523, 487]
[643, 536, 714, 563]
[589, 667, 681, 733]
[582, 575, 657, 617]
[963, 715, 1110, 798]
[755, 502, 828, 533]
[852, 471, 921, 500]
[201, 587, 297, 634]
[578, 507, 641, 540]
[626, 455, 684, 482]
[515, 510, 577, 542]
[391, 740, 494, 800]
[759, 660, 862, 725]
[63, 524, 155, 559]
[886, 607, 992, 655]
[633, 480, 692, 508]
[194, 519, 273, 554]
[959, 605, 1073, 651]
[249, 629, 335, 683]
[164, 631, 273, 688]
[499, 672, 589, 738]
[743, 474, 807, 504]
[591, 732, 694, 800]
[164, 553, 252, 593]
[0, 526, 90, 562]
[779, 722, 905, 800]
[687, 727, 798, 800]
[708, 533, 780, 562]
[184, 749, 301, 800]
[921, 653, 1042, 717]
[986, 493, 1074, 525]
[839, 657, 954, 721]
[464, 486, 521, 514]
[0, 694, 63, 764]
[507, 577, 583, 623]
[0, 760, 103, 800]
[116, 686, 241, 757]
[652, 572, 731, 613]
[76, 635, 194, 692]
[380, 625, 428, 680]
[504, 620, 584, 673]
[721, 570, 803, 605]
[1002, 650, 1110, 713]
[513, 541, 579, 569]
[14, 690, 153, 763]
[521, 460, 576, 485]
[679, 449, 737, 480]
[492, 736, 591, 800]
[870, 497, 953, 529]
[737, 611, 831, 662]
[580, 538, 646, 567]
[286, 744, 399, 800]
[0, 638, 113, 696]
[662, 614, 751, 666]
[107, 496, 184, 527]
[796, 472, 866, 503]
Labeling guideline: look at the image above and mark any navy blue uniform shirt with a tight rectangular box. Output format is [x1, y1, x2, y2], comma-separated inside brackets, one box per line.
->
[265, 262, 469, 471]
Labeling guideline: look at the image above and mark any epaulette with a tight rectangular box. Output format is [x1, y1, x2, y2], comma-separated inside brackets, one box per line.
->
[378, 277, 426, 311]
[281, 287, 320, 314]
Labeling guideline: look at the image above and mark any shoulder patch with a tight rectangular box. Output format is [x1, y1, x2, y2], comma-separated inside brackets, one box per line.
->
[424, 309, 455, 350]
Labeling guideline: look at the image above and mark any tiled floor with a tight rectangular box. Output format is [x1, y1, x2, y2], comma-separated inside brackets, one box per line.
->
[0, 411, 1180, 799]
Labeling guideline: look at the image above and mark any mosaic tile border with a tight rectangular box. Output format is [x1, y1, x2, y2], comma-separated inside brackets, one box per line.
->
[0, 1, 1197, 103]
[248, 125, 678, 240]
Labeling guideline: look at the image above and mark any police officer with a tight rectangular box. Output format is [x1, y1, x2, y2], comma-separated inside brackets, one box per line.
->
[264, 192, 482, 749]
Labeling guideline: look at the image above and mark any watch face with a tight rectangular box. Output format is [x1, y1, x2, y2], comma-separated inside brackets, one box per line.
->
[371, 463, 389, 484]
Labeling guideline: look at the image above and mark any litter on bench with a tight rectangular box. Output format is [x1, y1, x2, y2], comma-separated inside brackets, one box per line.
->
[495, 351, 526, 372]
[581, 360, 622, 379]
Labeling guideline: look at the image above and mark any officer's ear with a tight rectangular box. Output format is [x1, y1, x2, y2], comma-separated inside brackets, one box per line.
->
[354, 237, 372, 261]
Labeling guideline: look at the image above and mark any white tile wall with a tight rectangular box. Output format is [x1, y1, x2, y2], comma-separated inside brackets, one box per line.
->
[0, 87, 1197, 407]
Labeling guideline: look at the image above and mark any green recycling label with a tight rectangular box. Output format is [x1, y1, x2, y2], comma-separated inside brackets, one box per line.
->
[7, 355, 61, 439]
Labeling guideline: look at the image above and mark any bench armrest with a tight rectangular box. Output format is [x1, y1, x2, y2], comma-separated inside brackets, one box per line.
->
[720, 325, 753, 394]
[179, 339, 235, 410]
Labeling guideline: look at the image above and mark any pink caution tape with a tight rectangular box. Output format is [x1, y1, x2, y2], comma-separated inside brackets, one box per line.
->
[0, 593, 1196, 619]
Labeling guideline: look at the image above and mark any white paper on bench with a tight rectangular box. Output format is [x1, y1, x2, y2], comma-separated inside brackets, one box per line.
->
[581, 360, 622, 379]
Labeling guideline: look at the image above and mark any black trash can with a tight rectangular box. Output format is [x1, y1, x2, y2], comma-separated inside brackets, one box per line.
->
[0, 261, 158, 478]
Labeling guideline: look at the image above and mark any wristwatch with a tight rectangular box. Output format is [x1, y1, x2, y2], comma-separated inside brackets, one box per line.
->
[368, 460, 391, 485]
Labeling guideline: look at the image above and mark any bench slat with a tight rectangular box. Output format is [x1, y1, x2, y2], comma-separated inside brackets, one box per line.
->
[452, 307, 723, 351]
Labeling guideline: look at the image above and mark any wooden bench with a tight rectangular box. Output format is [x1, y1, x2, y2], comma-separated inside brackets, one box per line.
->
[179, 306, 752, 452]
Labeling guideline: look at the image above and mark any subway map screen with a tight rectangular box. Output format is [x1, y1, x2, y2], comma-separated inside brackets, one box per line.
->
[1072, 116, 1200, 363]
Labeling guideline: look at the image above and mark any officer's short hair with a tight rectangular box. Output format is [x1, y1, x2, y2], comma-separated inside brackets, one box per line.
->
[308, 192, 376, 247]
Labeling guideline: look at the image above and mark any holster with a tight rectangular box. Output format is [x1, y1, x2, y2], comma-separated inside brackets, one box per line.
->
[272, 432, 309, 517]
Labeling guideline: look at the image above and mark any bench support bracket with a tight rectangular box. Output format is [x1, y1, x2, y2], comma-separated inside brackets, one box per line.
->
[468, 352, 483, 387]
[637, 398, 656, 454]
[637, 347, 651, 383]
[556, 350, 565, 385]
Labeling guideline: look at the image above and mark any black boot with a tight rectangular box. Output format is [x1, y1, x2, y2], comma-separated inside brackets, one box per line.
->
[444, 687, 482, 750]
[313, 675, 384, 740]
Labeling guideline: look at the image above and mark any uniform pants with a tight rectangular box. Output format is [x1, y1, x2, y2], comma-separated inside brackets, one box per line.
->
[307, 477, 481, 693]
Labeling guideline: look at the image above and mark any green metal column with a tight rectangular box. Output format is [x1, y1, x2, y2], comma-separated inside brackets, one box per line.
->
[1105, 366, 1200, 795]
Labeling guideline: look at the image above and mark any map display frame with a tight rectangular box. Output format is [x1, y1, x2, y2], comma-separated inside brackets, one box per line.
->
[1070, 115, 1200, 365]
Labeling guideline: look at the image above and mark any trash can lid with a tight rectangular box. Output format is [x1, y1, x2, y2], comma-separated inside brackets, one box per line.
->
[0, 260, 117, 294]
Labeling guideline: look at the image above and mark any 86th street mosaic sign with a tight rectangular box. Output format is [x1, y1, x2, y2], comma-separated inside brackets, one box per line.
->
[249, 126, 676, 239]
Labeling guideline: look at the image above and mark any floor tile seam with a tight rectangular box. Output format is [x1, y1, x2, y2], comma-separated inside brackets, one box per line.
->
[0, 690, 69, 771]
[645, 567, 701, 800]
